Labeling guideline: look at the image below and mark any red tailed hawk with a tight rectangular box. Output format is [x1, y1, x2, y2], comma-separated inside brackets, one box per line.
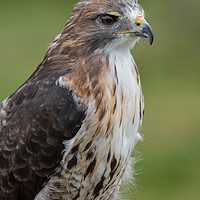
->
[0, 0, 153, 199]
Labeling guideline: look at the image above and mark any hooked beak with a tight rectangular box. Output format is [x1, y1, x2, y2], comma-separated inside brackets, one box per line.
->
[135, 22, 154, 45]
[115, 14, 154, 45]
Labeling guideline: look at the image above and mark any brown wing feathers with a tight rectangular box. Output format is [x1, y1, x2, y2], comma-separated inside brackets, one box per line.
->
[0, 74, 86, 199]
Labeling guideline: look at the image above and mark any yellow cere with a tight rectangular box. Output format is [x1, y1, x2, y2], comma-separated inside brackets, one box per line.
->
[135, 13, 146, 27]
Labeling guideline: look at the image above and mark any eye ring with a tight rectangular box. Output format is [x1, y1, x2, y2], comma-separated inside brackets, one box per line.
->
[101, 15, 118, 25]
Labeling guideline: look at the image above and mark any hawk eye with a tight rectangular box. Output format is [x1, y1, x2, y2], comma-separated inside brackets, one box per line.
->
[101, 15, 117, 25]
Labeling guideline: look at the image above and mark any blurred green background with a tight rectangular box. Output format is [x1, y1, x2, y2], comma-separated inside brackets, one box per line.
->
[0, 0, 199, 199]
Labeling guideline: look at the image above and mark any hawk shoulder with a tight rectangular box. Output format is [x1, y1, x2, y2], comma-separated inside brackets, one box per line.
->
[0, 72, 86, 199]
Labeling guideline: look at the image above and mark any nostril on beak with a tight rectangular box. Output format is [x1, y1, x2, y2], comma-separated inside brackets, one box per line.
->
[135, 13, 146, 28]
[136, 22, 141, 27]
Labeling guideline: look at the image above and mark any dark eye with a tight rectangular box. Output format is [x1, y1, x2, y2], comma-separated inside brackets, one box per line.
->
[101, 15, 117, 25]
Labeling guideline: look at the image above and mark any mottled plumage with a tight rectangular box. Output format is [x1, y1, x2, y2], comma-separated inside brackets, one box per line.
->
[0, 0, 153, 199]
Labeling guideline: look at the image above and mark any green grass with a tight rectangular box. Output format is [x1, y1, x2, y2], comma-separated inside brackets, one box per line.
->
[0, 0, 200, 199]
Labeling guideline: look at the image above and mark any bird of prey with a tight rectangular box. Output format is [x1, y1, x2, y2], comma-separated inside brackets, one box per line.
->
[0, 0, 153, 199]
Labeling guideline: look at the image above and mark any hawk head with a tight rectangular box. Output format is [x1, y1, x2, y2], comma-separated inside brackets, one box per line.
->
[59, 0, 153, 56]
